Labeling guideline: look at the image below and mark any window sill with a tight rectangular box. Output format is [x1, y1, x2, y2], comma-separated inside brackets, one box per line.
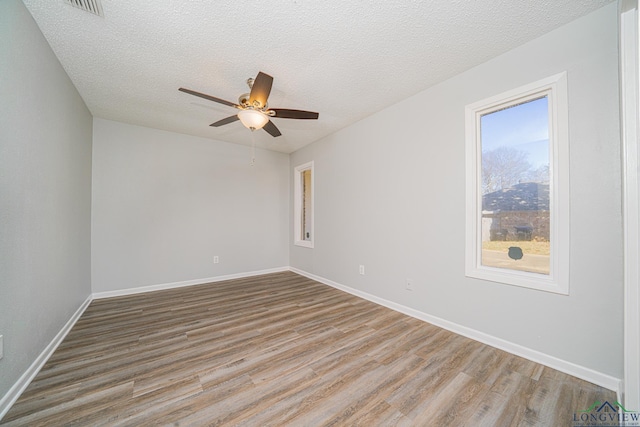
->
[294, 240, 314, 249]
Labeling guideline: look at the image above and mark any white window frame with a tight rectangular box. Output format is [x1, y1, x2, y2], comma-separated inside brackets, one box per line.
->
[294, 161, 314, 248]
[465, 72, 569, 294]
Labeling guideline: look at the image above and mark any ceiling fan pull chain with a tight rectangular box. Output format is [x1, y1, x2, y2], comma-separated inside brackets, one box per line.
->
[250, 131, 256, 166]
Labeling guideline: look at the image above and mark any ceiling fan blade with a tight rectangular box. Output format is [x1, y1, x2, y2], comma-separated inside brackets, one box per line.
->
[210, 115, 239, 127]
[249, 72, 273, 108]
[179, 87, 239, 108]
[263, 120, 282, 137]
[270, 109, 319, 120]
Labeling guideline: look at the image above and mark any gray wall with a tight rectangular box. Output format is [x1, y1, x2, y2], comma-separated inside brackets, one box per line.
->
[290, 3, 622, 378]
[0, 0, 93, 397]
[91, 119, 290, 293]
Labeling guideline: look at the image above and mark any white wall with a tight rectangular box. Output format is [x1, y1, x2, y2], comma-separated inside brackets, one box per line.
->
[0, 0, 93, 398]
[290, 3, 622, 379]
[92, 119, 289, 293]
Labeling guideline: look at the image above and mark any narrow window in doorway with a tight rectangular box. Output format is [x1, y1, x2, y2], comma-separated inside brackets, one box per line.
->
[294, 161, 314, 248]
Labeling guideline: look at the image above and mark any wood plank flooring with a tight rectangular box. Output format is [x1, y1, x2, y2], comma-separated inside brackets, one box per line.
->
[1, 271, 616, 426]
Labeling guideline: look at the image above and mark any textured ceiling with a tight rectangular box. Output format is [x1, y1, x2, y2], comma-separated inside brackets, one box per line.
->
[22, 0, 613, 153]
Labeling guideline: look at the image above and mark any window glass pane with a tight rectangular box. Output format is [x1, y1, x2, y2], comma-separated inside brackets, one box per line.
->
[294, 161, 314, 248]
[301, 169, 312, 241]
[480, 96, 550, 275]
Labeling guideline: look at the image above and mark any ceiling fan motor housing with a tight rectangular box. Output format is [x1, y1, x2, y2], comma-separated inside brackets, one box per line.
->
[239, 93, 267, 110]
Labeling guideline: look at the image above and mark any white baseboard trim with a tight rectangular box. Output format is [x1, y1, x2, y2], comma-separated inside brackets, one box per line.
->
[0, 295, 93, 420]
[92, 267, 290, 300]
[289, 267, 622, 395]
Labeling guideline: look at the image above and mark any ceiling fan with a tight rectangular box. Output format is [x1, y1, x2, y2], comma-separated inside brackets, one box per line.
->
[179, 72, 319, 137]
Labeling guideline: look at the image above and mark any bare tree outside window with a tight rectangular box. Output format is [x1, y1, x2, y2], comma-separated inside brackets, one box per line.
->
[482, 147, 532, 194]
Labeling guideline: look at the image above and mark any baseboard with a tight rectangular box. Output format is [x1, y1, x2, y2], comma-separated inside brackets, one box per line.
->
[92, 266, 290, 299]
[0, 295, 93, 420]
[289, 267, 622, 395]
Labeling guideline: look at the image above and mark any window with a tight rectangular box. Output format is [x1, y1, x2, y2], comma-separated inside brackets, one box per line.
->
[465, 73, 569, 294]
[294, 161, 314, 248]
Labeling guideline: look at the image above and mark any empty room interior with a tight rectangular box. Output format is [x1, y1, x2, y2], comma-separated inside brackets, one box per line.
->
[1, 0, 639, 425]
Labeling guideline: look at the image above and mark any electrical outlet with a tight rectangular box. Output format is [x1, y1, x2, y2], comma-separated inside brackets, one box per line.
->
[359, 265, 365, 275]
[406, 279, 414, 291]
[0, 335, 3, 360]
[213, 256, 219, 264]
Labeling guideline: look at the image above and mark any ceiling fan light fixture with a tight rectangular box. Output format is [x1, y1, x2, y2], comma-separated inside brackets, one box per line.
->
[238, 109, 269, 130]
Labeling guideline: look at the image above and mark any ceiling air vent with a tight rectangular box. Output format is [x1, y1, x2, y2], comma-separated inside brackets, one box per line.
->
[63, 0, 103, 17]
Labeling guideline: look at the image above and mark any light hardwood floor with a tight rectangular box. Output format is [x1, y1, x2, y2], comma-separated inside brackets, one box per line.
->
[1, 271, 615, 426]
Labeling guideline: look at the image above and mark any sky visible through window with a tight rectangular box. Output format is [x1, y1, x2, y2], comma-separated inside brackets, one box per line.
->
[481, 96, 549, 169]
